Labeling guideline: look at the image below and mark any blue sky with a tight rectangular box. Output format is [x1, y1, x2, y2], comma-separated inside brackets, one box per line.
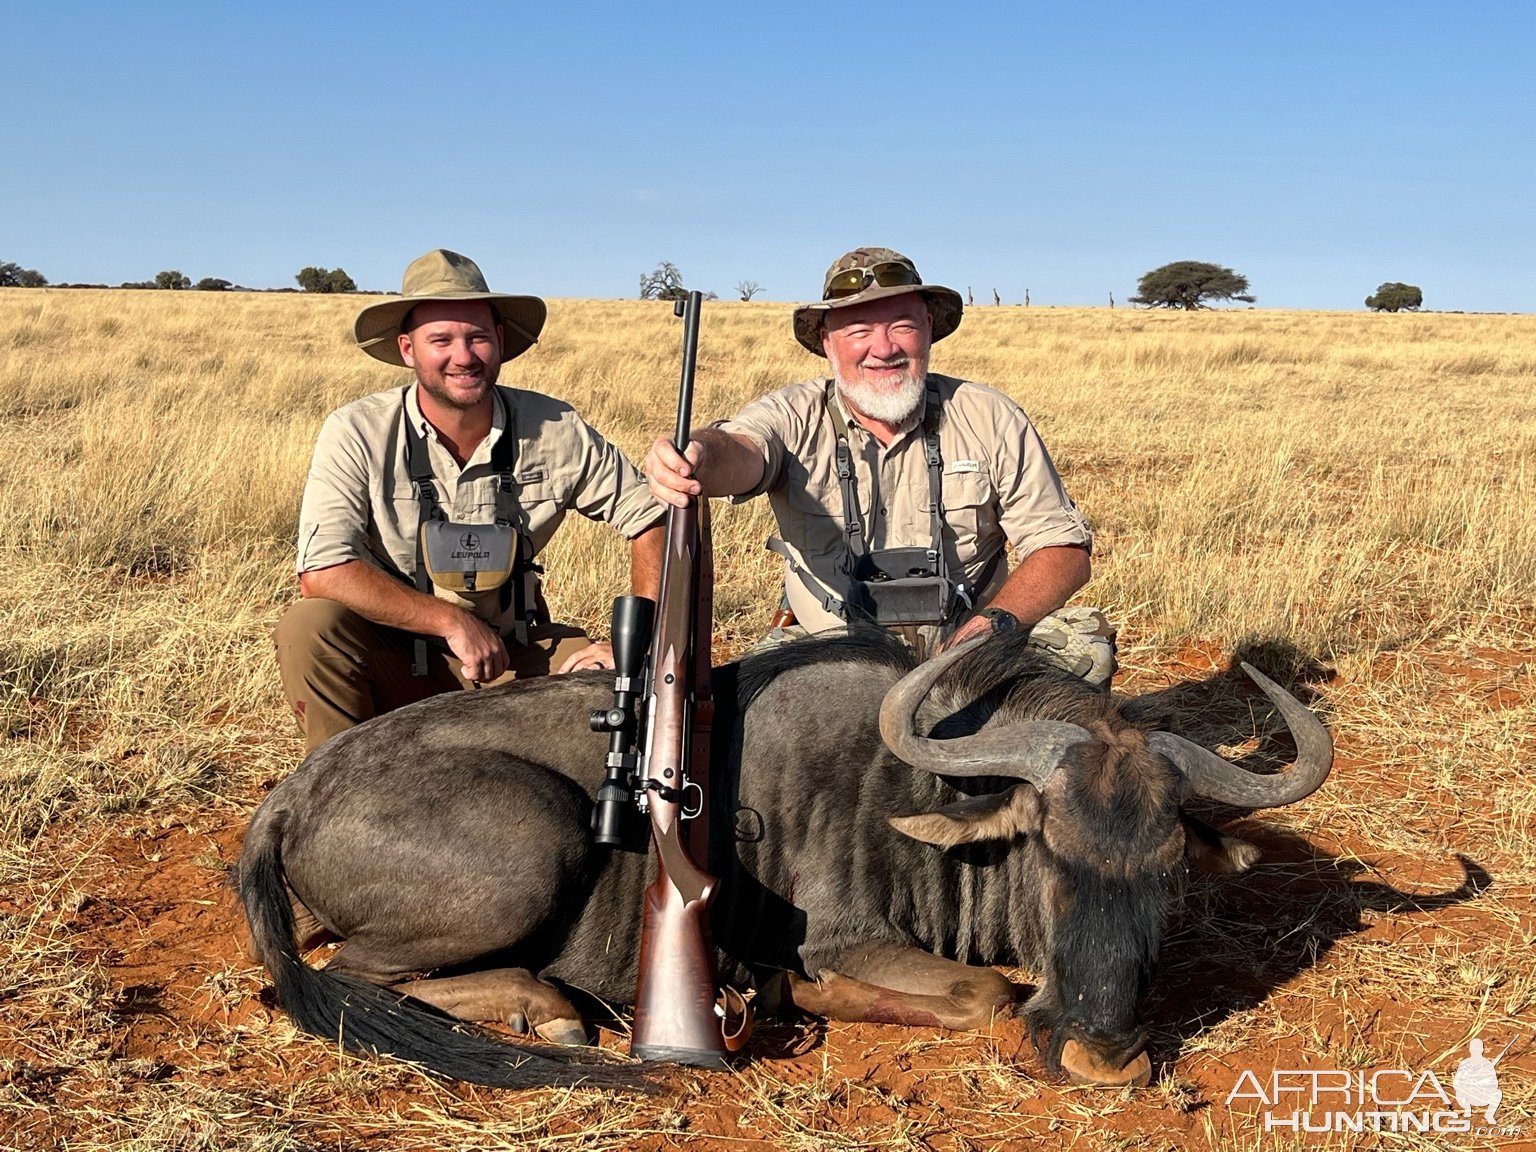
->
[5, 2, 1532, 311]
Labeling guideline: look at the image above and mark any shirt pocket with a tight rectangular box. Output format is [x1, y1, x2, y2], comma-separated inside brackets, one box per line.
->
[926, 470, 1000, 562]
[510, 475, 565, 554]
[778, 466, 847, 561]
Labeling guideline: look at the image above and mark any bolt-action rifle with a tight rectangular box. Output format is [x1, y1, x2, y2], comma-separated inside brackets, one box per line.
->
[589, 291, 749, 1066]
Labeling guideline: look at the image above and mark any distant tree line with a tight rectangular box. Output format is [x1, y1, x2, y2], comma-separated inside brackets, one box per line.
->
[637, 258, 1431, 313]
[1, 255, 1436, 313]
[1, 259, 368, 293]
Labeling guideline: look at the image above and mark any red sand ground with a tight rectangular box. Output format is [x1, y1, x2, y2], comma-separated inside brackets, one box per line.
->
[4, 646, 1531, 1149]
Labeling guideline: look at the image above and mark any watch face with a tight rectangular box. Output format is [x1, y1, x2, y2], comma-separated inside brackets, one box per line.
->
[987, 609, 1017, 633]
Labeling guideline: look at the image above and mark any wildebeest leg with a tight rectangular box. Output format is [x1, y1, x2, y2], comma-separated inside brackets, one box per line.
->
[287, 888, 333, 952]
[785, 943, 1017, 1030]
[391, 969, 587, 1047]
[321, 936, 589, 1048]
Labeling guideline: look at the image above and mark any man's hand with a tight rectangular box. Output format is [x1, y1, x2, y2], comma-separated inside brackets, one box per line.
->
[644, 437, 704, 509]
[934, 614, 994, 654]
[443, 610, 511, 683]
[558, 642, 615, 674]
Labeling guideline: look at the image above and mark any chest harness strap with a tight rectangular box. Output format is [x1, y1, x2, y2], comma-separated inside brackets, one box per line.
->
[767, 381, 994, 626]
[401, 390, 537, 675]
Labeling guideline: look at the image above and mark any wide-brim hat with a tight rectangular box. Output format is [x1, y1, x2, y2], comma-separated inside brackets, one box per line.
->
[354, 249, 547, 367]
[792, 247, 964, 356]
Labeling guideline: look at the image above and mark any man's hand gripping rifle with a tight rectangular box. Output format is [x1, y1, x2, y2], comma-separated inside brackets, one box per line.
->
[588, 291, 750, 1067]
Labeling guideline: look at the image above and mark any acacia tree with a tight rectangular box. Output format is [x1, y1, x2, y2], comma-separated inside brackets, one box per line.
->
[639, 261, 687, 301]
[1, 261, 47, 287]
[296, 266, 358, 293]
[736, 279, 763, 301]
[1129, 261, 1255, 309]
[1365, 282, 1423, 312]
[155, 269, 192, 290]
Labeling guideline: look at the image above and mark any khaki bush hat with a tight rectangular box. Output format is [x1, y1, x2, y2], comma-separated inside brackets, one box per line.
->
[354, 249, 547, 367]
[792, 247, 964, 355]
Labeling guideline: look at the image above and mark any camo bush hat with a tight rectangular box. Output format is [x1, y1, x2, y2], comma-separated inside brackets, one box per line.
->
[354, 249, 547, 367]
[792, 247, 964, 355]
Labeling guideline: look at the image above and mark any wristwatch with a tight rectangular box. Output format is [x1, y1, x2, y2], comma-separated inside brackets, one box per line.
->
[979, 607, 1018, 634]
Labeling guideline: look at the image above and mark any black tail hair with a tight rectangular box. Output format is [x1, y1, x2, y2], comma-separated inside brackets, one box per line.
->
[238, 808, 648, 1090]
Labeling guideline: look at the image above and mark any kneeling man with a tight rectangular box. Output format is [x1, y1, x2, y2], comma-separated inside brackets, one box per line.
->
[277, 249, 664, 752]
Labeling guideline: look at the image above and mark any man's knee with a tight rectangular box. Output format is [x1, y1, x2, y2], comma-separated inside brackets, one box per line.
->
[273, 597, 374, 659]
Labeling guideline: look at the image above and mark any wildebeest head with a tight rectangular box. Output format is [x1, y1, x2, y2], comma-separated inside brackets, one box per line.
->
[879, 635, 1332, 1086]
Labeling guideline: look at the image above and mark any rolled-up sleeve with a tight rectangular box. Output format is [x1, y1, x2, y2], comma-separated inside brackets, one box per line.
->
[562, 413, 667, 539]
[994, 409, 1093, 558]
[296, 411, 375, 573]
[715, 386, 810, 502]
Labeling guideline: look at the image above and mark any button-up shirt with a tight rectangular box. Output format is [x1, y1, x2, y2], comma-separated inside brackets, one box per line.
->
[718, 373, 1091, 634]
[297, 383, 663, 629]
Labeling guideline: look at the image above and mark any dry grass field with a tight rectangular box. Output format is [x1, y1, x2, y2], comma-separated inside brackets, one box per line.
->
[1, 288, 1533, 1150]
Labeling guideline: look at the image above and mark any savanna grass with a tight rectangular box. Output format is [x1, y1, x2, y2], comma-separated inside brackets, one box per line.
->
[1, 288, 1532, 1150]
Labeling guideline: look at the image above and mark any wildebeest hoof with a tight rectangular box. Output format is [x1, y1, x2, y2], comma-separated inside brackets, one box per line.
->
[504, 1012, 528, 1034]
[1060, 1039, 1152, 1087]
[533, 1017, 589, 1046]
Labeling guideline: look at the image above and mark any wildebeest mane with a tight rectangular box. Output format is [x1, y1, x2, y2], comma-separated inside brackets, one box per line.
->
[733, 626, 916, 713]
[925, 630, 1124, 738]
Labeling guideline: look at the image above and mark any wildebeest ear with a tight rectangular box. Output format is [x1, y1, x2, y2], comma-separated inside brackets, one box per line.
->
[888, 786, 1043, 848]
[1181, 813, 1261, 873]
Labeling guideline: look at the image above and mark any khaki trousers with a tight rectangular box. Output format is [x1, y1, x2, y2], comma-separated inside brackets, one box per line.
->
[274, 598, 593, 754]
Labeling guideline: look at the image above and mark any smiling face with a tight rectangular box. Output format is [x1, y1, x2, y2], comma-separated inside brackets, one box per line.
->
[822, 293, 933, 427]
[397, 300, 504, 412]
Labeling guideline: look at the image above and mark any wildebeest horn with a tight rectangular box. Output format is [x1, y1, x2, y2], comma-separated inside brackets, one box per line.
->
[1147, 662, 1333, 808]
[879, 637, 1092, 784]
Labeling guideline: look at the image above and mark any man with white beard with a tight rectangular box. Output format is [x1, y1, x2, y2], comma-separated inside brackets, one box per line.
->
[644, 247, 1112, 677]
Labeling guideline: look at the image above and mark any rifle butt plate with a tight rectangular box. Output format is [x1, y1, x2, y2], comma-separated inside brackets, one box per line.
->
[632, 1043, 731, 1070]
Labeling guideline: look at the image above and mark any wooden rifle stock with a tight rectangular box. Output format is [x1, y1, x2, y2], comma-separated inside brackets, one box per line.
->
[631, 292, 749, 1065]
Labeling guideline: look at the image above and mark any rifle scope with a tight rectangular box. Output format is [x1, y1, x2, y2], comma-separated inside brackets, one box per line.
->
[590, 594, 655, 846]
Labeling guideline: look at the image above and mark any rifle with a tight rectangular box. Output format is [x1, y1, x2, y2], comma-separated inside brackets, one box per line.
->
[590, 291, 748, 1066]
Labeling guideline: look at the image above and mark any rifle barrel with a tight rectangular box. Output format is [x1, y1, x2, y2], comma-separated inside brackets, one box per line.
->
[673, 291, 702, 451]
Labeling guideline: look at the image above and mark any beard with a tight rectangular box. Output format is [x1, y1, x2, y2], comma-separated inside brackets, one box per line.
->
[834, 366, 926, 425]
[416, 362, 500, 411]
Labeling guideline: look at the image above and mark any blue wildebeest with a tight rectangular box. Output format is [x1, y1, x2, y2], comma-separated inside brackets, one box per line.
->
[238, 629, 1331, 1087]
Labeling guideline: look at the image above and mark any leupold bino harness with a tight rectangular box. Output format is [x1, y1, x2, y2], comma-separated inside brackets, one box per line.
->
[401, 389, 540, 675]
[767, 381, 996, 627]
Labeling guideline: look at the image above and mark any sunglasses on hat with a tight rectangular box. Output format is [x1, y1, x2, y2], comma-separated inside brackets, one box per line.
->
[824, 261, 923, 300]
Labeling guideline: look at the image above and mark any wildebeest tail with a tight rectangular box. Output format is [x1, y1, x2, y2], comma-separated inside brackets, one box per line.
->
[238, 806, 646, 1090]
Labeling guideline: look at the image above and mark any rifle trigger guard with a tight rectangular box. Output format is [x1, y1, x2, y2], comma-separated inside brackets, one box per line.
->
[680, 780, 705, 820]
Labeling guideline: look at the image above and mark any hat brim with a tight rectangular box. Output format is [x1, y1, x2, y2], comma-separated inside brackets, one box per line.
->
[792, 283, 963, 355]
[354, 292, 548, 367]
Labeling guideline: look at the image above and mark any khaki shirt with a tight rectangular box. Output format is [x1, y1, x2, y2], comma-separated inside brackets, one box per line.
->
[297, 383, 663, 630]
[718, 373, 1091, 634]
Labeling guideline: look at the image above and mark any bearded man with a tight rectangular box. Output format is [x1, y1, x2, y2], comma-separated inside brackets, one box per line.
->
[644, 247, 1113, 678]
[277, 249, 665, 752]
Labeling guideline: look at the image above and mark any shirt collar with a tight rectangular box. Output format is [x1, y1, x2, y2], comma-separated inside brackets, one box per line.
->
[828, 377, 928, 444]
[404, 383, 510, 466]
